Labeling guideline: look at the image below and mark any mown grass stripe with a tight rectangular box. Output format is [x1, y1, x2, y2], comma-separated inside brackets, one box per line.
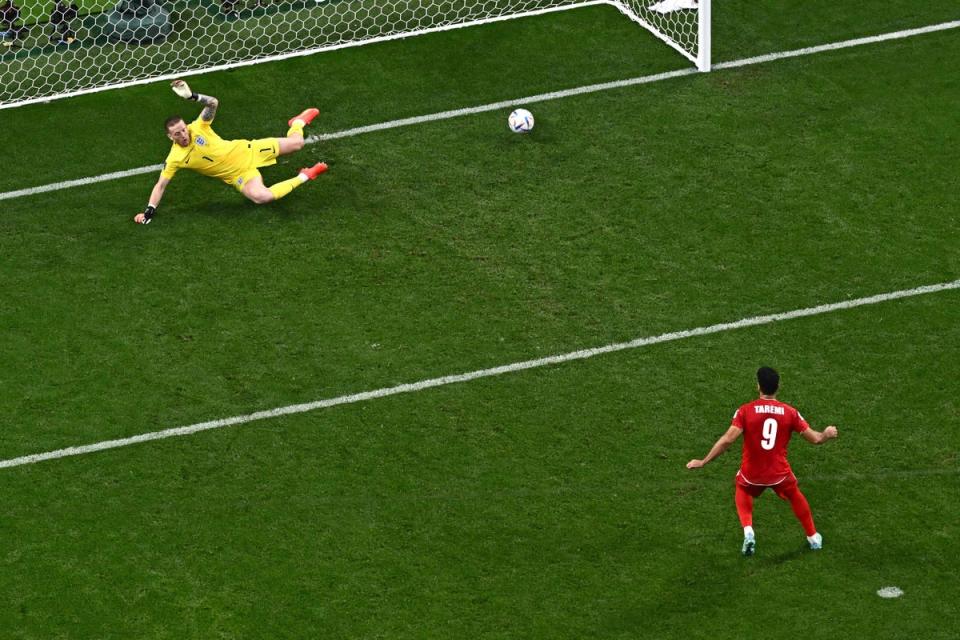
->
[2, 278, 957, 470]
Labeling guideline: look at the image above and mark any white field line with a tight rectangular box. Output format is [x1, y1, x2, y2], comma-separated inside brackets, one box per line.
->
[0, 165, 162, 201]
[1, 278, 958, 470]
[712, 19, 960, 71]
[2, 19, 959, 203]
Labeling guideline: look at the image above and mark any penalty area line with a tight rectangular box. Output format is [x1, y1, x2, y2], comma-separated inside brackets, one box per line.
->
[1, 278, 958, 470]
[2, 19, 959, 203]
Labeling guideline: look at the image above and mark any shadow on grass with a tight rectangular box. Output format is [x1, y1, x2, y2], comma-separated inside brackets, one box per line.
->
[767, 546, 809, 565]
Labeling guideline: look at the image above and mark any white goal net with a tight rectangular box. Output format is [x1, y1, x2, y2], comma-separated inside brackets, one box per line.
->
[0, 0, 709, 110]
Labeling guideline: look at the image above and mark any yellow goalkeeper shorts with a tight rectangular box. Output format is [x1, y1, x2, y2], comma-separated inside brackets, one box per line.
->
[230, 138, 280, 192]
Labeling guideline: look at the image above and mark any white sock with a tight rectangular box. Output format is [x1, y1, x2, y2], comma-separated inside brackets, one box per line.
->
[807, 532, 821, 543]
[296, 173, 308, 183]
[744, 526, 755, 538]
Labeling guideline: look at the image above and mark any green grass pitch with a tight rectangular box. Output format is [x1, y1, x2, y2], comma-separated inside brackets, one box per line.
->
[11, 0, 114, 25]
[0, 1, 958, 638]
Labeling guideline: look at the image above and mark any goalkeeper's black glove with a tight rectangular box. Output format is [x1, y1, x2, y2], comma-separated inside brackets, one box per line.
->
[141, 205, 156, 224]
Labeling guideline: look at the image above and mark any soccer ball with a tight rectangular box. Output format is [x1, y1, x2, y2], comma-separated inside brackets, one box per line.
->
[508, 108, 535, 133]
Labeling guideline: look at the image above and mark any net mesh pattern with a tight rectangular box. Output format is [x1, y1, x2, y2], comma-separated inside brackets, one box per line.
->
[0, 0, 703, 108]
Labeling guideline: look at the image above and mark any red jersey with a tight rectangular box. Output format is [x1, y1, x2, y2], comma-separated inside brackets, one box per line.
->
[731, 397, 810, 485]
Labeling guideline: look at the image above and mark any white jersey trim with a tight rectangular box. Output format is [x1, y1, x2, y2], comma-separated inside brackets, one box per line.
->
[737, 469, 792, 487]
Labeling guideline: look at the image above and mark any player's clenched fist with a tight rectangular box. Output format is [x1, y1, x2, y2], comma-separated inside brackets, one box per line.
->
[134, 205, 155, 224]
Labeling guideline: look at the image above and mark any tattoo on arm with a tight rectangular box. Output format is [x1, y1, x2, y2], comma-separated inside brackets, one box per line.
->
[198, 95, 219, 121]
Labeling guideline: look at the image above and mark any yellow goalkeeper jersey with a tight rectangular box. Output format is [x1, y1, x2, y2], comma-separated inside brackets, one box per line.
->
[160, 117, 276, 184]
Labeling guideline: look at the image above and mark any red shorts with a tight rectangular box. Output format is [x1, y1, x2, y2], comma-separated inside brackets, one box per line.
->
[735, 471, 798, 500]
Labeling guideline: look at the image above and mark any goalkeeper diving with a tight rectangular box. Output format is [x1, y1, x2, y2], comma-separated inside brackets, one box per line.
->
[134, 79, 328, 224]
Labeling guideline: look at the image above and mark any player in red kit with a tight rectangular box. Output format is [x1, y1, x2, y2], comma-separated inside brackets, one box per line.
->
[686, 367, 839, 556]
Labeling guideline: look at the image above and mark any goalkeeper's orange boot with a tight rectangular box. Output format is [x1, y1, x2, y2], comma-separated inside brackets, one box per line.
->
[299, 162, 328, 180]
[288, 108, 320, 127]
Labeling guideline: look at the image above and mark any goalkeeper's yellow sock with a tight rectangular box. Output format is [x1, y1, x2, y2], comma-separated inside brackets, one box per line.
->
[286, 123, 305, 137]
[268, 174, 308, 200]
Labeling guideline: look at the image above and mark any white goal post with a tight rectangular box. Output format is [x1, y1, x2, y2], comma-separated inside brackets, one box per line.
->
[0, 0, 710, 110]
